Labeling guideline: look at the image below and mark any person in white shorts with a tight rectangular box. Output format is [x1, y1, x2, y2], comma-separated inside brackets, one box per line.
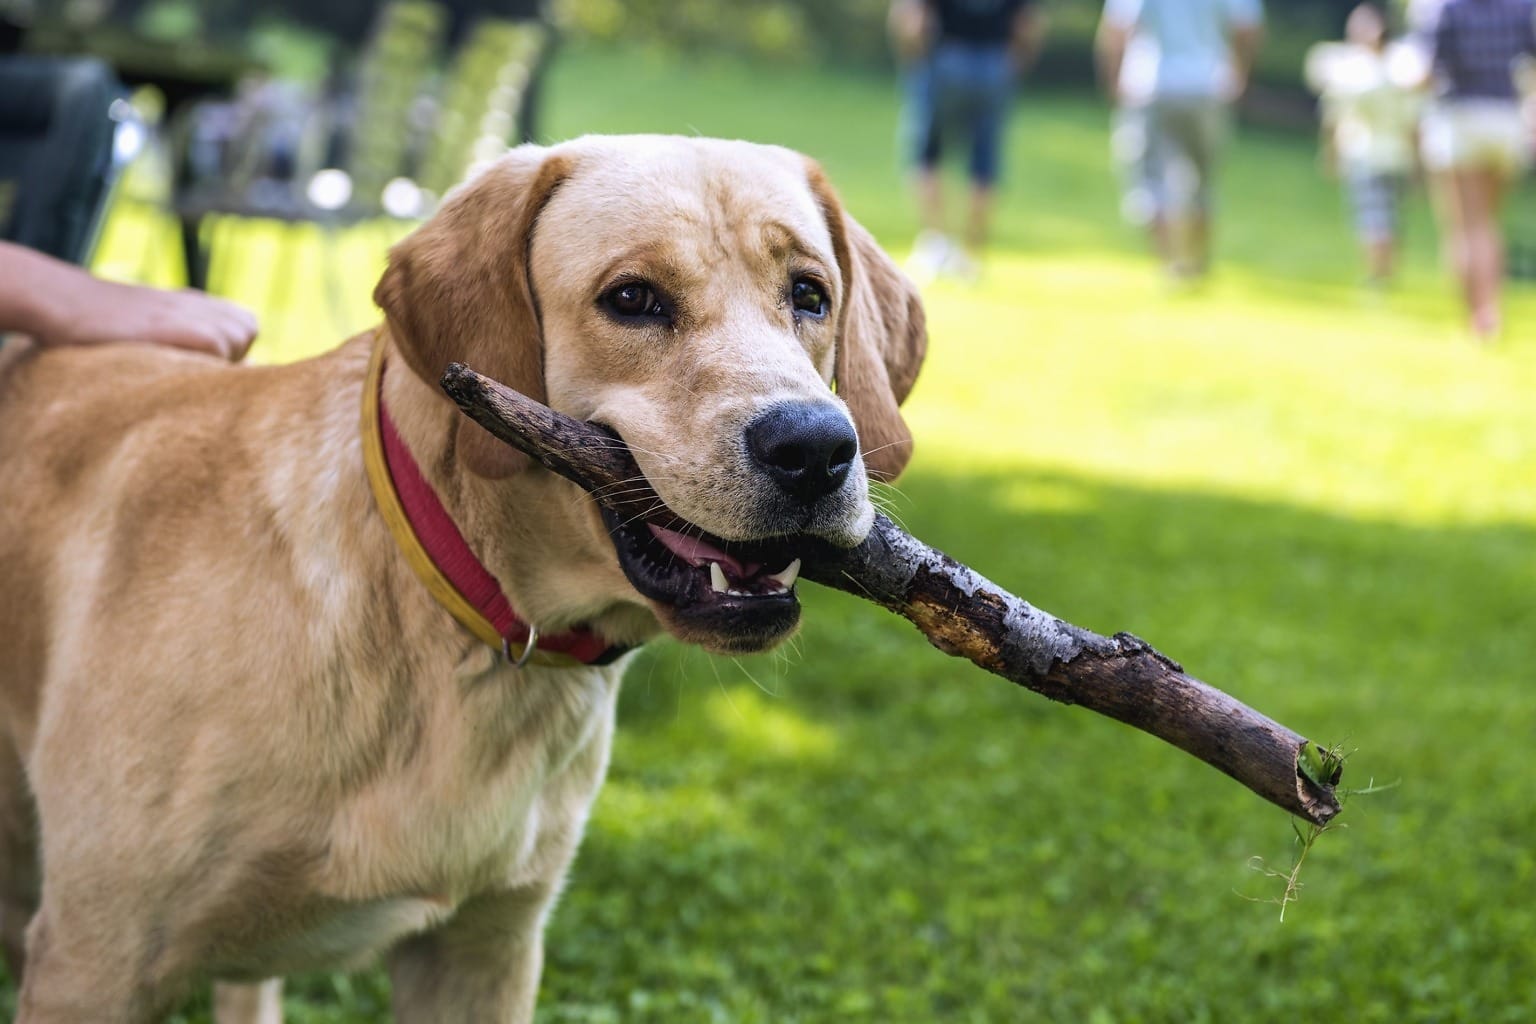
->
[1413, 0, 1536, 340]
[1421, 100, 1529, 178]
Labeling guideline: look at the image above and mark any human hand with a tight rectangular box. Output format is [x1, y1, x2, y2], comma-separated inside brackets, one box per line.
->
[887, 0, 930, 63]
[40, 279, 259, 362]
[0, 242, 259, 361]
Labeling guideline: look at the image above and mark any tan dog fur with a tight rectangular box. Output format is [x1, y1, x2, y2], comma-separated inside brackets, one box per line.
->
[0, 136, 925, 1022]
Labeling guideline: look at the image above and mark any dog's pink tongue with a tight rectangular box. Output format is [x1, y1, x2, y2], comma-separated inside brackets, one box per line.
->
[648, 524, 760, 579]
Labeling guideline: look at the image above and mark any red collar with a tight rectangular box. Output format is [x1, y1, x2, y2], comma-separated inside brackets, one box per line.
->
[363, 343, 630, 667]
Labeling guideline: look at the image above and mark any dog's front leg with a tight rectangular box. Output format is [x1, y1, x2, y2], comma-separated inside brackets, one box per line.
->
[15, 907, 162, 1024]
[213, 979, 284, 1024]
[387, 883, 554, 1024]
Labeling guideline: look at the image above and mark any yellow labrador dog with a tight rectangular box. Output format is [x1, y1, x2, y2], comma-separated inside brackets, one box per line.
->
[0, 135, 924, 1022]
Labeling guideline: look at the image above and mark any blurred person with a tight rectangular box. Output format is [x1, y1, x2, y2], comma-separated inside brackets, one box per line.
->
[0, 241, 257, 359]
[890, 0, 1047, 282]
[1413, 0, 1536, 341]
[1305, 3, 1426, 286]
[1096, 0, 1264, 279]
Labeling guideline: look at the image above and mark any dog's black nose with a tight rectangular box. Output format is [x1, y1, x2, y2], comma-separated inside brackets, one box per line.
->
[745, 402, 859, 503]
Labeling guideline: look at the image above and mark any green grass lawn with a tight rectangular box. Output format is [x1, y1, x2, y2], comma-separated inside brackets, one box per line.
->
[62, 44, 1536, 1023]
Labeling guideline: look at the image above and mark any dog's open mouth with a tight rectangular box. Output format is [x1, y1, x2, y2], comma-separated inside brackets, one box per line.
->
[601, 506, 808, 652]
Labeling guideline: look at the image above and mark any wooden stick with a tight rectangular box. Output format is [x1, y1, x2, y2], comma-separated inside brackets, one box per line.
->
[441, 363, 1343, 826]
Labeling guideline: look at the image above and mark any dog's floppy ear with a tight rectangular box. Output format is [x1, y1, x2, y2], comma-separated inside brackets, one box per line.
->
[374, 146, 571, 478]
[807, 165, 928, 483]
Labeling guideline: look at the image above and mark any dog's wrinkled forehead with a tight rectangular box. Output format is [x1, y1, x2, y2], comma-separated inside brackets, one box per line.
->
[530, 136, 837, 292]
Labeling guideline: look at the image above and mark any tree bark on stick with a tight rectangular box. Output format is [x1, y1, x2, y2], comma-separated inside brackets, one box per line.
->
[440, 363, 1343, 826]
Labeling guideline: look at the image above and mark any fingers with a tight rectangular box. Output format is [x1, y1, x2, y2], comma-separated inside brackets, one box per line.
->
[31, 277, 260, 361]
[167, 289, 260, 362]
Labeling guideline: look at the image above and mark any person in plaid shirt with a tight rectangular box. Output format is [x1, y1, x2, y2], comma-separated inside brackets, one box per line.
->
[1415, 0, 1536, 340]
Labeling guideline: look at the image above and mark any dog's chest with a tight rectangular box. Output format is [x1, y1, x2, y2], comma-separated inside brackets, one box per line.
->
[303, 658, 624, 948]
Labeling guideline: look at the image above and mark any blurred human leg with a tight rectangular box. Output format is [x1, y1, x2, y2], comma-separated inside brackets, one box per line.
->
[959, 47, 1013, 268]
[1347, 170, 1402, 285]
[1452, 167, 1510, 339]
[964, 183, 994, 257]
[1162, 99, 1228, 277]
[904, 56, 952, 280]
[917, 165, 946, 238]
[1112, 104, 1170, 261]
[1367, 236, 1396, 283]
[1423, 101, 1525, 340]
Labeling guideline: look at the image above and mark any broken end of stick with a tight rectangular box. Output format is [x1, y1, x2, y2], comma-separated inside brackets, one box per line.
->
[1293, 741, 1344, 826]
[441, 362, 485, 411]
[440, 362, 544, 463]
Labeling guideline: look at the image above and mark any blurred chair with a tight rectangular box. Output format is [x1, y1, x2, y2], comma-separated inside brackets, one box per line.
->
[0, 54, 141, 266]
[172, 0, 449, 317]
[171, 3, 550, 341]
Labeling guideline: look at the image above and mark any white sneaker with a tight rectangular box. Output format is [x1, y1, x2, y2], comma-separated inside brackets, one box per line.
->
[906, 231, 952, 284]
[942, 246, 980, 283]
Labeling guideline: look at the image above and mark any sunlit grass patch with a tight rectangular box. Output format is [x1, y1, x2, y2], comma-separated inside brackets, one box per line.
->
[905, 248, 1536, 526]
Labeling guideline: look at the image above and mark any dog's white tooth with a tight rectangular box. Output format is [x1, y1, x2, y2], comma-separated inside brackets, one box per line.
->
[768, 558, 802, 590]
[710, 562, 729, 593]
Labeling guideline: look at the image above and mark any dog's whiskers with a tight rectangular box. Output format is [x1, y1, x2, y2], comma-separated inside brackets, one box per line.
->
[859, 439, 914, 460]
[729, 656, 781, 699]
[616, 501, 671, 532]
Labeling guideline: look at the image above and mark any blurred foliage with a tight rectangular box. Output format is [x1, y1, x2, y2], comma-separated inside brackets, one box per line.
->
[349, 0, 447, 203]
[549, 0, 893, 68]
[418, 17, 546, 196]
[243, 19, 340, 85]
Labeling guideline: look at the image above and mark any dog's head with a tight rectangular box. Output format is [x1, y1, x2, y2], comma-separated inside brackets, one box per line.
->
[375, 136, 926, 654]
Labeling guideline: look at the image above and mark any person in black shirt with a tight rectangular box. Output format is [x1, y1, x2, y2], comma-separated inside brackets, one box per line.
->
[891, 0, 1046, 280]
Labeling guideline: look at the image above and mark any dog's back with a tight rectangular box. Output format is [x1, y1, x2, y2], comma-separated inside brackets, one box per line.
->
[0, 337, 401, 992]
[0, 339, 371, 743]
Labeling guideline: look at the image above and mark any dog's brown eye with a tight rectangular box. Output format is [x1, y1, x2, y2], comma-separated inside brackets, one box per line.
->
[791, 278, 828, 318]
[602, 282, 666, 320]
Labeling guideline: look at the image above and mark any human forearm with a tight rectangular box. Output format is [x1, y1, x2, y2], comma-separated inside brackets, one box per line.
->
[0, 240, 257, 360]
[1011, 8, 1048, 71]
[888, 0, 932, 62]
[0, 241, 79, 340]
